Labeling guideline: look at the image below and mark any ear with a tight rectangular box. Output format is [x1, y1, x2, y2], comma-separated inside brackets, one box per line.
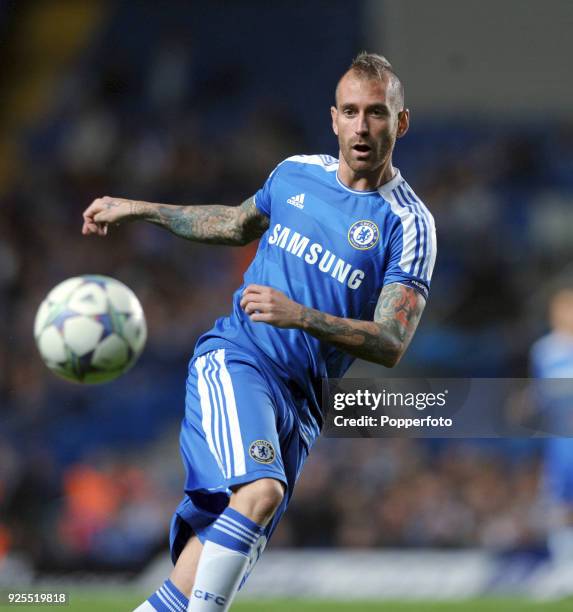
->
[330, 105, 339, 136]
[396, 109, 410, 139]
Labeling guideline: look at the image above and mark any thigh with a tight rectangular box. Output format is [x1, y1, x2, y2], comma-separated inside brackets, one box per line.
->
[181, 348, 289, 492]
[172, 347, 310, 564]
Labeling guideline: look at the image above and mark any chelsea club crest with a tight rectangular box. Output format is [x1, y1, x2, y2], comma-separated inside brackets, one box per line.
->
[348, 220, 380, 250]
[249, 440, 276, 464]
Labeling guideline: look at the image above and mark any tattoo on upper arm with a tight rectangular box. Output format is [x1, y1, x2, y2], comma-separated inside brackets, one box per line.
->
[374, 283, 425, 346]
[235, 197, 270, 244]
[148, 196, 269, 245]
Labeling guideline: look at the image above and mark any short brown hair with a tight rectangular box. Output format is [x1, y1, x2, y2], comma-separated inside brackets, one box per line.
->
[337, 52, 405, 110]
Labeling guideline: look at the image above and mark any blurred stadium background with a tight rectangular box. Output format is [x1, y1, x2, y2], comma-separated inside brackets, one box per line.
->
[1, 0, 573, 609]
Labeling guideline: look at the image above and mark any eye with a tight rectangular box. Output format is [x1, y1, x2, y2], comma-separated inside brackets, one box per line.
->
[342, 108, 356, 117]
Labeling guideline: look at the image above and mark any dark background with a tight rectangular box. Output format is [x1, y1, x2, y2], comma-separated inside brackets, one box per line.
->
[1, 0, 572, 577]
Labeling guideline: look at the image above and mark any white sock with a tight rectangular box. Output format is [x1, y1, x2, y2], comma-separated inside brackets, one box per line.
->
[133, 603, 156, 611]
[188, 541, 249, 610]
[187, 508, 264, 611]
[134, 578, 189, 611]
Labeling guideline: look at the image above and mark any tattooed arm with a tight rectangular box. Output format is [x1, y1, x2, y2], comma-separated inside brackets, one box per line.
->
[81, 195, 269, 246]
[240, 282, 426, 367]
[299, 283, 426, 367]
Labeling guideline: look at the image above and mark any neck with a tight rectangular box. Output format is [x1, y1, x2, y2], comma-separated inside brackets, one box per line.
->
[337, 155, 396, 192]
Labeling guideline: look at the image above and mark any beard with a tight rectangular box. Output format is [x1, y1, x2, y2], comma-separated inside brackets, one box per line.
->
[340, 132, 395, 174]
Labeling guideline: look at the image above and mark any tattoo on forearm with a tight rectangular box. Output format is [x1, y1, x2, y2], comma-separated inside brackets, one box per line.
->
[145, 196, 269, 245]
[300, 283, 425, 367]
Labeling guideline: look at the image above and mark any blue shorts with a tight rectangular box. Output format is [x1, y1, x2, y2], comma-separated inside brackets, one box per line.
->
[170, 347, 310, 569]
[544, 438, 573, 504]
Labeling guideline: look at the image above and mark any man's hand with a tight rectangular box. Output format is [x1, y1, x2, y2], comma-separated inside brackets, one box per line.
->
[240, 285, 304, 329]
[82, 196, 140, 236]
[81, 195, 269, 245]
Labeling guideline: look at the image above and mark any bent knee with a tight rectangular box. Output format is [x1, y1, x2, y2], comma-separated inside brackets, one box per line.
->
[251, 477, 285, 512]
[231, 478, 285, 525]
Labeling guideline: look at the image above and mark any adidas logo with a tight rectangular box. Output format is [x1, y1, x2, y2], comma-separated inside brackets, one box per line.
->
[287, 193, 305, 209]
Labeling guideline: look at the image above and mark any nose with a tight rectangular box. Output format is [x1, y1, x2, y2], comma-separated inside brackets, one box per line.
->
[354, 113, 369, 136]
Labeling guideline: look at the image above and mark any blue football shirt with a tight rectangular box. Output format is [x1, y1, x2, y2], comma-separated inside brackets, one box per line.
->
[196, 154, 437, 444]
[531, 332, 573, 379]
[531, 332, 573, 502]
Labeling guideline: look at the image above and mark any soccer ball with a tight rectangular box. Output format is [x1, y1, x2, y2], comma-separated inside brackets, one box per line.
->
[34, 275, 147, 384]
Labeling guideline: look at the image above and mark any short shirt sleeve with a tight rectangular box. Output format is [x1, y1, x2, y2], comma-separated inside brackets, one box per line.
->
[253, 164, 281, 217]
[383, 211, 437, 301]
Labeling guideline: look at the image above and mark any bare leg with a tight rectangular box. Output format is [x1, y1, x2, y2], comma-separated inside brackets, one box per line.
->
[169, 534, 203, 596]
[169, 479, 284, 608]
[228, 478, 285, 526]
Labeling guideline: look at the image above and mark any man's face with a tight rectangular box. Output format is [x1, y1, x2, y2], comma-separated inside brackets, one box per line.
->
[331, 71, 409, 175]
